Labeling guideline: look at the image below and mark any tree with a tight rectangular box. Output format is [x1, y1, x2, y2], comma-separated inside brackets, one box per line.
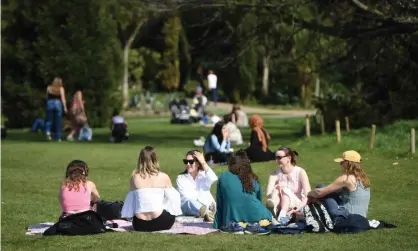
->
[158, 14, 181, 90]
[2, 0, 123, 127]
[113, 1, 149, 108]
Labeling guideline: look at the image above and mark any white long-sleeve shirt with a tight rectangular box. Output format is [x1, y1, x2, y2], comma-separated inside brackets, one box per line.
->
[176, 168, 218, 206]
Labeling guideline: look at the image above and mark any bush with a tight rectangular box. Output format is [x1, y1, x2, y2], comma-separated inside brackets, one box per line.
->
[2, 77, 46, 128]
[312, 91, 383, 133]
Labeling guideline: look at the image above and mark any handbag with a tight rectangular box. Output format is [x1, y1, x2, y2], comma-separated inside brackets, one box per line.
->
[95, 200, 124, 220]
[43, 210, 106, 236]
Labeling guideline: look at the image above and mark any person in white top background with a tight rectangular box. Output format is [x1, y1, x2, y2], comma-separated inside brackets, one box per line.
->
[207, 70, 218, 106]
[176, 150, 218, 221]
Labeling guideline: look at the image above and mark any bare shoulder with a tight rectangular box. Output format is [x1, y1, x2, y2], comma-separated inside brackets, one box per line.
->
[297, 166, 307, 174]
[87, 180, 97, 189]
[159, 172, 171, 181]
[159, 172, 173, 187]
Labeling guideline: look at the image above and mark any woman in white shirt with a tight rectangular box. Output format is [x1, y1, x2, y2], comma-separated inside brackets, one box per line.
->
[176, 150, 218, 221]
[121, 146, 182, 232]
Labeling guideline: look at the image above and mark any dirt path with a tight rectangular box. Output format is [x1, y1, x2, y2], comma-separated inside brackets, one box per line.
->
[207, 102, 316, 117]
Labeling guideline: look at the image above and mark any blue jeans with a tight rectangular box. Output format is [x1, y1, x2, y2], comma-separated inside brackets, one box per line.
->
[181, 200, 204, 216]
[45, 99, 63, 140]
[316, 184, 350, 220]
[31, 118, 45, 132]
[210, 88, 218, 104]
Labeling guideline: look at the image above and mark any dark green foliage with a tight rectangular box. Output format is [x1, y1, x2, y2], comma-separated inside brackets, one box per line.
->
[1, 0, 122, 128]
[158, 14, 181, 90]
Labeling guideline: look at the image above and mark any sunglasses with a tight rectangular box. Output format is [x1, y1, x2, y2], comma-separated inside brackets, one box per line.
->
[275, 155, 287, 160]
[183, 159, 195, 165]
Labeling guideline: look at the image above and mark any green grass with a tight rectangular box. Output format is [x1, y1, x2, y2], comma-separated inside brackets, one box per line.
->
[2, 117, 418, 251]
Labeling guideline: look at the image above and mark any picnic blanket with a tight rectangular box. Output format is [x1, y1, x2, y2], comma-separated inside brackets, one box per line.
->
[26, 216, 219, 236]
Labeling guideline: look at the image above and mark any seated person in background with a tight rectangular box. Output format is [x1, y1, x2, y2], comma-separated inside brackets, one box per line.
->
[31, 118, 46, 133]
[200, 112, 221, 126]
[307, 150, 371, 219]
[266, 147, 311, 223]
[59, 160, 100, 219]
[214, 150, 272, 230]
[203, 121, 231, 163]
[121, 146, 182, 232]
[223, 114, 244, 145]
[245, 115, 275, 162]
[110, 110, 128, 142]
[176, 150, 217, 221]
[192, 86, 208, 112]
[229, 104, 248, 127]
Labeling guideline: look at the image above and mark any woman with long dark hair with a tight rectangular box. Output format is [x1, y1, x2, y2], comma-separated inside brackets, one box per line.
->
[203, 121, 231, 163]
[213, 150, 272, 232]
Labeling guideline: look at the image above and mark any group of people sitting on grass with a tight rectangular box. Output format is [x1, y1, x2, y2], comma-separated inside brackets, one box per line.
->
[58, 145, 370, 234]
[202, 114, 275, 164]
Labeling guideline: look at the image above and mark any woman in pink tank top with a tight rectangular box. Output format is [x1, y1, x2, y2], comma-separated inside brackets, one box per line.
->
[265, 147, 311, 223]
[66, 90, 87, 141]
[59, 160, 100, 216]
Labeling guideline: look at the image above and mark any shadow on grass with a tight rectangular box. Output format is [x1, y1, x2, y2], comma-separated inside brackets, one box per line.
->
[2, 126, 304, 147]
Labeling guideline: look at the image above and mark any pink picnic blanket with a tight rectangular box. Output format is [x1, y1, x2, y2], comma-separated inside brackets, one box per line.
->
[26, 217, 219, 236]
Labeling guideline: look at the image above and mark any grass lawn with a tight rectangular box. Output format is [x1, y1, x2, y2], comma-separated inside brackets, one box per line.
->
[2, 117, 417, 251]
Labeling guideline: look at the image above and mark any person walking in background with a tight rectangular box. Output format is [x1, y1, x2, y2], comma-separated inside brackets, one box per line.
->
[45, 77, 67, 141]
[207, 70, 218, 106]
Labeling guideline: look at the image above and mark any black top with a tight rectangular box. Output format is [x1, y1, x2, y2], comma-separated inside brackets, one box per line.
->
[47, 92, 61, 100]
[245, 129, 275, 163]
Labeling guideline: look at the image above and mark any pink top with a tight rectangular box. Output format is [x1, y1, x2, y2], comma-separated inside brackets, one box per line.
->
[60, 184, 91, 213]
[71, 92, 85, 110]
[267, 166, 304, 200]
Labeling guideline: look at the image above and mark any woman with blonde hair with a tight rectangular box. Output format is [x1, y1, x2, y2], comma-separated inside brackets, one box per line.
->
[245, 114, 275, 162]
[308, 150, 371, 219]
[59, 160, 100, 219]
[121, 146, 182, 232]
[45, 77, 67, 141]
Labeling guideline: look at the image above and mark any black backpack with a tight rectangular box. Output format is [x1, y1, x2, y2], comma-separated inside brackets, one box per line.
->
[43, 210, 106, 236]
[95, 200, 124, 221]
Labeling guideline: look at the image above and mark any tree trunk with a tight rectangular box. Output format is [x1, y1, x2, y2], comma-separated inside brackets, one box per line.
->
[262, 53, 270, 96]
[122, 21, 143, 108]
[314, 76, 320, 97]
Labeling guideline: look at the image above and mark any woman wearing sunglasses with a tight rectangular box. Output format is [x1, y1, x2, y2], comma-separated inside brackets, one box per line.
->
[266, 147, 311, 224]
[176, 150, 218, 221]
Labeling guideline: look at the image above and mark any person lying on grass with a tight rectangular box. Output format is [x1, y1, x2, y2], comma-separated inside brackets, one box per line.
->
[176, 150, 217, 221]
[307, 150, 371, 219]
[59, 160, 100, 219]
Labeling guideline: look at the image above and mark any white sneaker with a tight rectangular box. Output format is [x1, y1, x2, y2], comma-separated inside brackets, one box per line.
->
[46, 133, 52, 141]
